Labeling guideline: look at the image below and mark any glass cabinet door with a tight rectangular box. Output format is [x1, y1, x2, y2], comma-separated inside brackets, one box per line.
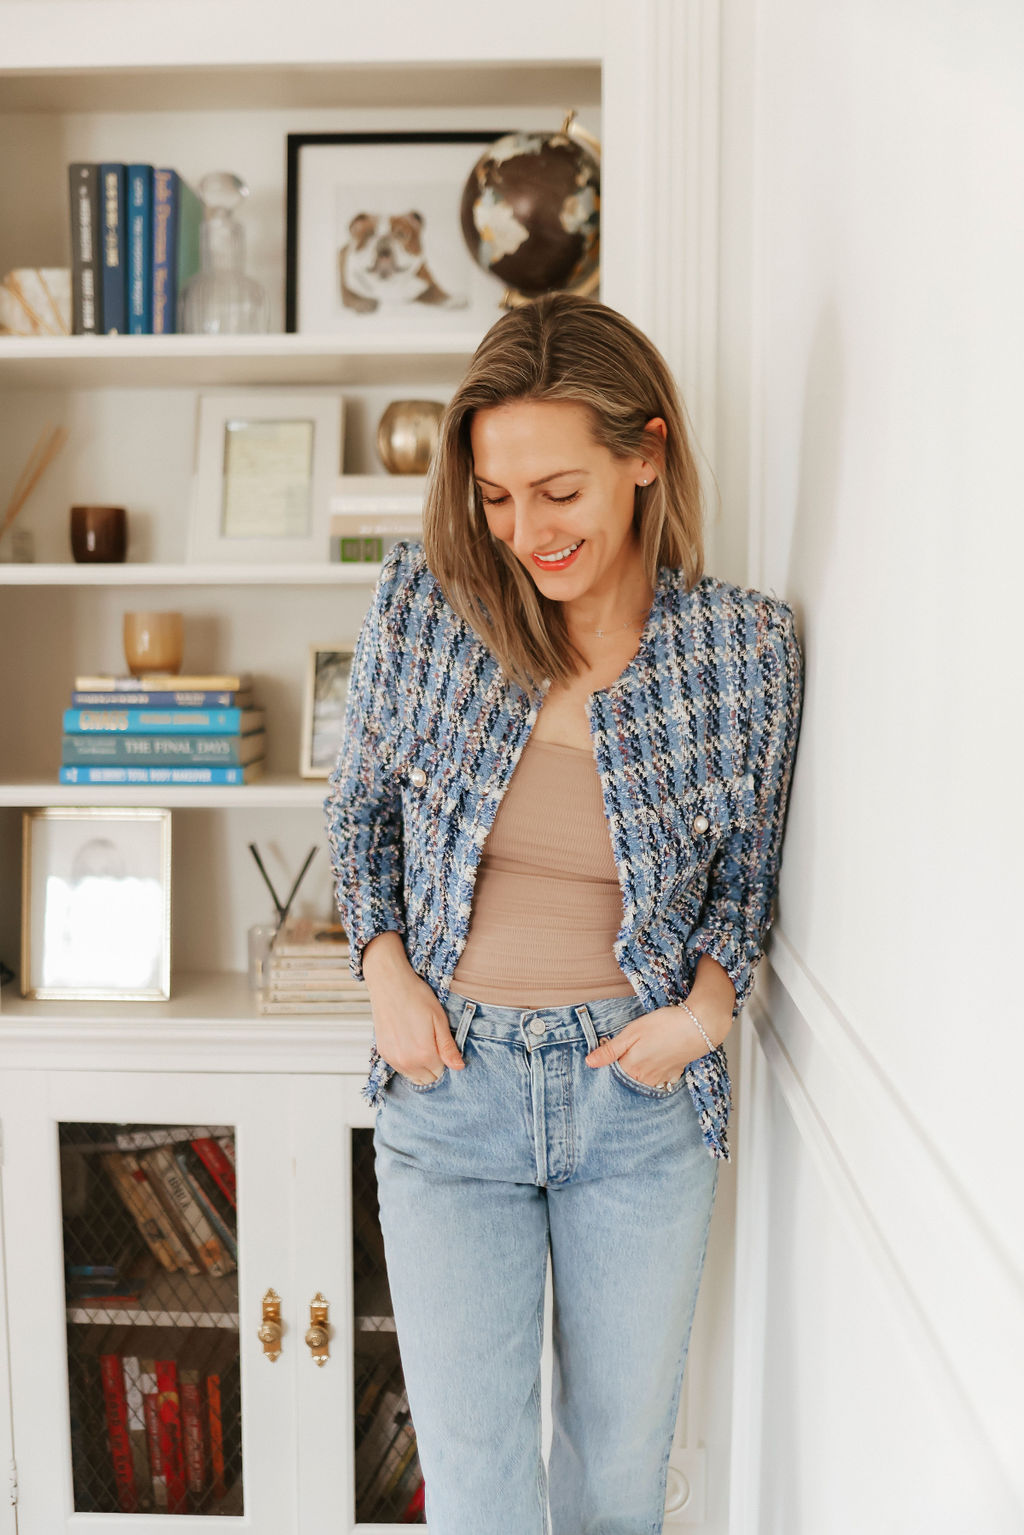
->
[59, 1118, 243, 1516]
[350, 1123, 425, 1525]
[291, 1076, 427, 1531]
[1, 1072, 295, 1533]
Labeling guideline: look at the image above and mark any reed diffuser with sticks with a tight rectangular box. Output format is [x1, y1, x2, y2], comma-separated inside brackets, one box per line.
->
[0, 423, 68, 561]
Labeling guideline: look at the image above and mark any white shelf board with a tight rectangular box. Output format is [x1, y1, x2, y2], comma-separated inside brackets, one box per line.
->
[0, 561, 386, 586]
[0, 969, 373, 1032]
[0, 775, 335, 808]
[0, 332, 480, 389]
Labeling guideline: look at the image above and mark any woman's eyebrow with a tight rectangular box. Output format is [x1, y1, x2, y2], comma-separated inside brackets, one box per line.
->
[473, 468, 590, 488]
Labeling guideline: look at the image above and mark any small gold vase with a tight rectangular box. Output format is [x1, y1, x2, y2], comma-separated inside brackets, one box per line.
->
[376, 400, 445, 475]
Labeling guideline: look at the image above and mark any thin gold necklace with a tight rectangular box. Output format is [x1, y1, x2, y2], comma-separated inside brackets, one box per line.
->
[591, 612, 649, 638]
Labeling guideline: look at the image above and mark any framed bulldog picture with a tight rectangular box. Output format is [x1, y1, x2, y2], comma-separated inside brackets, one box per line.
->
[284, 129, 517, 338]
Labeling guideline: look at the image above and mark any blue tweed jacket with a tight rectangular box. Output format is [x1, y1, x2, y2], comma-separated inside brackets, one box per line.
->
[323, 538, 804, 1161]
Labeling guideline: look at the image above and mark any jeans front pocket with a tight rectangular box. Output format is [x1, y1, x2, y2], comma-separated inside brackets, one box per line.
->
[607, 1056, 686, 1099]
[395, 1064, 449, 1092]
[596, 1020, 687, 1100]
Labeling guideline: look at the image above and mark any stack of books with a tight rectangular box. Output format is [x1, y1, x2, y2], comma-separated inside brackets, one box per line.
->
[60, 672, 266, 786]
[328, 474, 425, 564]
[257, 916, 372, 1015]
[69, 162, 202, 336]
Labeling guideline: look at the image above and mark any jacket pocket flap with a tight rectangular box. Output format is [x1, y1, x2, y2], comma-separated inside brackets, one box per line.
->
[660, 771, 756, 847]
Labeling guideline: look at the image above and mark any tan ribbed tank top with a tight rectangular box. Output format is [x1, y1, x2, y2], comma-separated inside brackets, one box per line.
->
[449, 731, 636, 1005]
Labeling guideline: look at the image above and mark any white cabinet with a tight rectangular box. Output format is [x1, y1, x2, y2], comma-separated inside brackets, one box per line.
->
[0, 1053, 416, 1530]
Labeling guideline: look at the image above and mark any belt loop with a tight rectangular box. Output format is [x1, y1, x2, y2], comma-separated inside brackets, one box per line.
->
[574, 1003, 599, 1052]
[455, 998, 477, 1052]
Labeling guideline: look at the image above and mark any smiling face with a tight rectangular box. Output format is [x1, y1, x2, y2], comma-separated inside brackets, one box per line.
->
[470, 399, 660, 601]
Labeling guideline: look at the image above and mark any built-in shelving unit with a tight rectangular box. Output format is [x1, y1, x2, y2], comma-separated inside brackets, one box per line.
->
[0, 8, 722, 1528]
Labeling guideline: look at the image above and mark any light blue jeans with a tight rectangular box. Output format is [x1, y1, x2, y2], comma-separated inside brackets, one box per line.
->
[372, 987, 721, 1534]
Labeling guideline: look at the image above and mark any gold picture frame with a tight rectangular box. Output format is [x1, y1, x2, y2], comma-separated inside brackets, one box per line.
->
[21, 806, 172, 1000]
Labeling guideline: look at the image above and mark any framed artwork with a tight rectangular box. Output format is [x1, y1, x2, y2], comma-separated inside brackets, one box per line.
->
[190, 389, 344, 563]
[285, 129, 515, 337]
[300, 644, 356, 778]
[21, 806, 172, 1000]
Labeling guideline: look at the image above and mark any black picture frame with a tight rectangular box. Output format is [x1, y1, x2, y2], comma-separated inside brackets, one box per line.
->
[284, 129, 516, 335]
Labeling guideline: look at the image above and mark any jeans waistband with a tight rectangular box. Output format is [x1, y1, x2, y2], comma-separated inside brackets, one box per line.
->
[442, 987, 646, 1052]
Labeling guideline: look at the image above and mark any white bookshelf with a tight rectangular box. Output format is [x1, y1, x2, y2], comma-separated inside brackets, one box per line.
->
[0, 11, 724, 1529]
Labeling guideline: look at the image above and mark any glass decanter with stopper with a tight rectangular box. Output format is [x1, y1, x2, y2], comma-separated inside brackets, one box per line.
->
[179, 171, 270, 334]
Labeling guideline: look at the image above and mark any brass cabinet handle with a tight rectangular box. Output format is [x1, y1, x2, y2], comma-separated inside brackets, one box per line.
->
[258, 1287, 283, 1361]
[305, 1292, 330, 1366]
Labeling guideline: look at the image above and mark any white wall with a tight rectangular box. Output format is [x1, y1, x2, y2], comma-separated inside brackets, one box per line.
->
[717, 1, 1024, 1529]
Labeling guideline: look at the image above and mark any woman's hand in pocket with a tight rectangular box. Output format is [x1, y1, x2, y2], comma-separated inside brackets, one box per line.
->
[362, 932, 465, 1085]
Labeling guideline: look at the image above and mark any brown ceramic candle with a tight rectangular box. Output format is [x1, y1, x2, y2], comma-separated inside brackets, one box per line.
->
[70, 505, 127, 562]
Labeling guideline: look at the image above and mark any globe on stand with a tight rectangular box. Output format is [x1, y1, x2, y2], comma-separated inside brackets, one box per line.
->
[460, 111, 600, 309]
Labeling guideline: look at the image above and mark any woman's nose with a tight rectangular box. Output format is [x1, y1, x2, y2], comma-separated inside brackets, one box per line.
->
[510, 505, 554, 554]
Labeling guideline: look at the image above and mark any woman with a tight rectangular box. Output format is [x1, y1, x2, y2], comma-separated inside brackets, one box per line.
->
[324, 292, 803, 1533]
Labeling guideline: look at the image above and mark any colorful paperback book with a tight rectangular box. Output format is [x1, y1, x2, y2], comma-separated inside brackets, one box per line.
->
[71, 689, 253, 708]
[69, 162, 102, 334]
[257, 997, 373, 1014]
[59, 762, 266, 785]
[63, 707, 264, 735]
[173, 1150, 237, 1262]
[99, 1353, 139, 1512]
[154, 1359, 187, 1514]
[75, 671, 251, 691]
[62, 731, 266, 765]
[272, 917, 349, 956]
[99, 162, 128, 334]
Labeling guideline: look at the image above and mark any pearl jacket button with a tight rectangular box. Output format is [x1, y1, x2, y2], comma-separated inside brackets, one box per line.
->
[692, 813, 710, 834]
[409, 767, 428, 788]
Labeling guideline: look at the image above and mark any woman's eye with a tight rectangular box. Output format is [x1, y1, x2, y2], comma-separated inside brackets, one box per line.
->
[478, 490, 581, 506]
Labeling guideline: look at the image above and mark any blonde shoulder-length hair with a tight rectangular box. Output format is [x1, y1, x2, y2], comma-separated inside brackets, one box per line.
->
[421, 291, 707, 697]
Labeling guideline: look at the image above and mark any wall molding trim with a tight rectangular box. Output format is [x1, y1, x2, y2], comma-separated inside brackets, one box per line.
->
[728, 934, 1024, 1519]
[602, 0, 720, 500]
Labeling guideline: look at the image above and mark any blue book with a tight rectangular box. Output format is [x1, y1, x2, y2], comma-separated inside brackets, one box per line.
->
[63, 706, 263, 734]
[59, 763, 265, 785]
[62, 731, 266, 764]
[98, 163, 127, 334]
[126, 164, 153, 334]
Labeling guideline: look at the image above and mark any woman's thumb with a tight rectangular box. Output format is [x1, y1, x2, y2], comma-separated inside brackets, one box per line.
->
[435, 1016, 466, 1070]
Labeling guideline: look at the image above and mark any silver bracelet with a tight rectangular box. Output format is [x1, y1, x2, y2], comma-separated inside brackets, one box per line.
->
[680, 999, 715, 1054]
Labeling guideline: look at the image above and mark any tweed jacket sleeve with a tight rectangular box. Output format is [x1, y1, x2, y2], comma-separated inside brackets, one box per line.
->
[683, 595, 804, 1018]
[322, 543, 410, 981]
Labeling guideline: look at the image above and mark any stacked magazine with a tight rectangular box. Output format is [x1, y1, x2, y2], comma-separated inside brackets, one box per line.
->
[257, 916, 372, 1015]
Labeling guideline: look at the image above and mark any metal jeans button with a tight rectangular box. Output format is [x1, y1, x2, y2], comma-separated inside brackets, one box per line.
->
[528, 1018, 546, 1035]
